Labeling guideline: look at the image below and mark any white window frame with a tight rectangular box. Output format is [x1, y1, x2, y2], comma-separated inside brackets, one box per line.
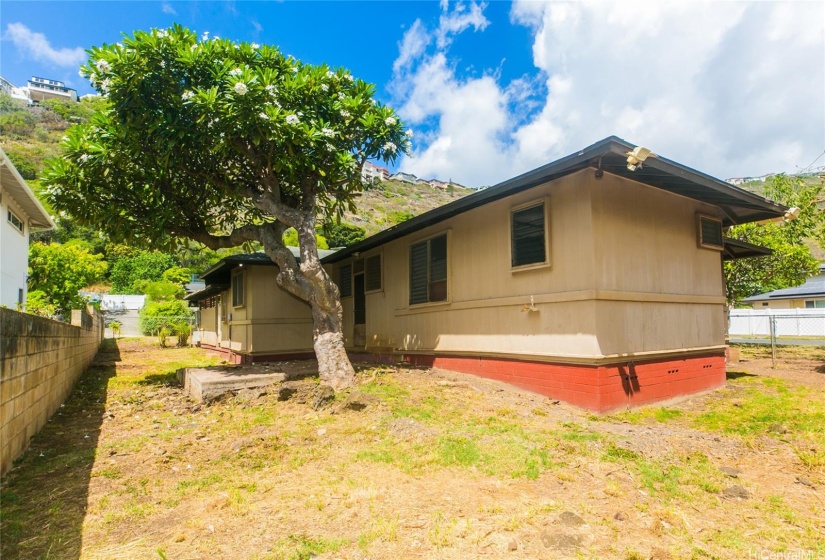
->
[510, 197, 551, 272]
[7, 209, 24, 235]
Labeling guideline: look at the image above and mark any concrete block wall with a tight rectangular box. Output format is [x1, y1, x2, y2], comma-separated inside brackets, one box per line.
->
[0, 307, 104, 475]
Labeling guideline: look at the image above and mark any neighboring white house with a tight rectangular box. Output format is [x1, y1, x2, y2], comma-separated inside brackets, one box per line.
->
[26, 77, 78, 103]
[361, 161, 389, 183]
[742, 264, 825, 309]
[0, 147, 55, 309]
[0, 76, 32, 104]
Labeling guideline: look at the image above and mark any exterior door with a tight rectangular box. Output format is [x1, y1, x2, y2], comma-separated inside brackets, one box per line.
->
[354, 273, 366, 347]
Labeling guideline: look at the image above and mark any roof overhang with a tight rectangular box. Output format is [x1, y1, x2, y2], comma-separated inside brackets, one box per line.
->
[184, 284, 229, 303]
[0, 147, 55, 230]
[722, 238, 773, 261]
[323, 136, 787, 265]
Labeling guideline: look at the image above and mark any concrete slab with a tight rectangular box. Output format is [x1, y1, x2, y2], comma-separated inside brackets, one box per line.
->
[177, 365, 287, 402]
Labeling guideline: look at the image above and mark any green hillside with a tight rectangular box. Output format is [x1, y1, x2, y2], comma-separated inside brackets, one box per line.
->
[0, 93, 472, 240]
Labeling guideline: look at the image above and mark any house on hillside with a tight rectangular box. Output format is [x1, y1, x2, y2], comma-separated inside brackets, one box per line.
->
[389, 172, 419, 184]
[26, 77, 78, 103]
[187, 137, 785, 412]
[362, 162, 389, 183]
[0, 147, 55, 309]
[185, 250, 337, 362]
[742, 265, 825, 309]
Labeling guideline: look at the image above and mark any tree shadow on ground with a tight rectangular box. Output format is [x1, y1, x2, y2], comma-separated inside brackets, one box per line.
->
[0, 338, 120, 560]
[727, 370, 758, 380]
[137, 370, 179, 386]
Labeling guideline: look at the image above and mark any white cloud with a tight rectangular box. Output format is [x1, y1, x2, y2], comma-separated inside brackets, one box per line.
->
[3, 22, 86, 68]
[161, 2, 177, 15]
[392, 1, 825, 186]
[394, 20, 430, 74]
[251, 19, 263, 34]
[435, 1, 490, 49]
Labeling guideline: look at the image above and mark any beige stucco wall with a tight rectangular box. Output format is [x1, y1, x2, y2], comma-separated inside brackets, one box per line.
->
[337, 169, 726, 362]
[749, 298, 820, 310]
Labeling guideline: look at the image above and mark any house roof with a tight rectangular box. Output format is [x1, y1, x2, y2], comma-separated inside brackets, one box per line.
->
[322, 136, 787, 264]
[0, 147, 55, 230]
[743, 265, 825, 301]
[196, 247, 339, 286]
[184, 283, 228, 302]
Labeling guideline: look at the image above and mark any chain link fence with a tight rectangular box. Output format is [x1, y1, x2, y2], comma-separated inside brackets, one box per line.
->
[729, 310, 825, 366]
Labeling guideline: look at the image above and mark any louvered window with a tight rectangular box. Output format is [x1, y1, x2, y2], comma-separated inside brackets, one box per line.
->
[409, 234, 448, 305]
[511, 202, 547, 267]
[232, 269, 245, 307]
[697, 215, 723, 250]
[365, 255, 382, 292]
[339, 264, 352, 297]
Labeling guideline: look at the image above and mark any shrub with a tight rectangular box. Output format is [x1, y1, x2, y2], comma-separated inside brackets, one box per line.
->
[139, 299, 191, 336]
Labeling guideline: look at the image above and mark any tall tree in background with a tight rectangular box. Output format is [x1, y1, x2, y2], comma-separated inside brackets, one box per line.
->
[43, 25, 409, 390]
[724, 175, 824, 305]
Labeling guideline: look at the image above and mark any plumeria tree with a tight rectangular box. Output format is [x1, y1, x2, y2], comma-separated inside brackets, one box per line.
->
[43, 25, 410, 390]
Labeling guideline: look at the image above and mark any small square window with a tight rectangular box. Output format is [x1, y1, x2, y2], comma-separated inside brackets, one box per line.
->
[7, 209, 24, 234]
[511, 202, 547, 267]
[697, 215, 723, 250]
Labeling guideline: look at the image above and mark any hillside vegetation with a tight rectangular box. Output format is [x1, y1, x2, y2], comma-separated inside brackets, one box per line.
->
[0, 93, 473, 307]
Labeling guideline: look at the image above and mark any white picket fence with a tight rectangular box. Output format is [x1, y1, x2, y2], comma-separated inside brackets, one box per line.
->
[729, 309, 825, 337]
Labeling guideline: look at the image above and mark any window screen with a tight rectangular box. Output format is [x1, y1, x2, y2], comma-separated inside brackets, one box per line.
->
[409, 234, 448, 305]
[511, 203, 546, 267]
[339, 264, 352, 297]
[365, 255, 382, 292]
[698, 215, 723, 249]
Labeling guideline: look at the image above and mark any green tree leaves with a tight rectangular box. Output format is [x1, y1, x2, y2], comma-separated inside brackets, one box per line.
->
[27, 242, 108, 315]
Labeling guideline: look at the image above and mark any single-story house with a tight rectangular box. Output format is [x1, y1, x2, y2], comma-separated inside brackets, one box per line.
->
[186, 249, 337, 362]
[0, 147, 55, 309]
[742, 265, 825, 309]
[189, 137, 784, 411]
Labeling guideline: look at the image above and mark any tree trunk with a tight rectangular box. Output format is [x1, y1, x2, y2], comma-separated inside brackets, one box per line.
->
[311, 301, 355, 391]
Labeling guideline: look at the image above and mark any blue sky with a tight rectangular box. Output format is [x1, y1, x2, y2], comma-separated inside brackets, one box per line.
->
[2, 1, 823, 187]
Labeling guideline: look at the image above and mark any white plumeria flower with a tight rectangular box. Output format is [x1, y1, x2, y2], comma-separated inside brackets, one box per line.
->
[326, 143, 335, 151]
[326, 71, 335, 78]
[322, 128, 335, 138]
[233, 45, 240, 49]
[229, 68, 243, 76]
[96, 59, 110, 73]
[383, 142, 397, 153]
[405, 129, 414, 138]
[291, 67, 299, 73]
[265, 84, 277, 93]
[156, 29, 168, 38]
[78, 69, 86, 78]
[338, 92, 346, 100]
[190, 44, 198, 52]
[181, 91, 194, 101]
[340, 110, 350, 118]
[320, 84, 329, 92]
[213, 35, 220, 41]
[385, 117, 396, 126]
[271, 100, 281, 108]
[344, 74, 353, 82]
[202, 31, 210, 40]
[100, 78, 111, 92]
[234, 82, 248, 95]
[79, 154, 90, 162]
[251, 43, 260, 49]
[286, 114, 300, 125]
[259, 112, 269, 120]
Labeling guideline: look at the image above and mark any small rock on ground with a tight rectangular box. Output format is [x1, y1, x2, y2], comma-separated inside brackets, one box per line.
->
[720, 466, 741, 478]
[558, 511, 585, 527]
[311, 385, 336, 410]
[335, 391, 378, 413]
[508, 540, 518, 551]
[768, 423, 789, 434]
[722, 485, 751, 499]
[613, 512, 627, 521]
[650, 547, 673, 560]
[540, 532, 583, 550]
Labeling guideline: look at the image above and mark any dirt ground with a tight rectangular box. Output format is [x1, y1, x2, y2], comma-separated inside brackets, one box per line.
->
[1, 340, 823, 560]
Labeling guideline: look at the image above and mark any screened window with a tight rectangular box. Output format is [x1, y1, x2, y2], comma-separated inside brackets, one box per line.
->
[511, 202, 547, 267]
[365, 255, 382, 292]
[805, 301, 825, 309]
[339, 264, 352, 297]
[7, 209, 23, 234]
[698, 215, 723, 250]
[409, 234, 448, 305]
[232, 269, 245, 307]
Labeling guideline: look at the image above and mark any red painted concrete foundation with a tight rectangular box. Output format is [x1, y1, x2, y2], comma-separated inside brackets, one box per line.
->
[392, 352, 726, 413]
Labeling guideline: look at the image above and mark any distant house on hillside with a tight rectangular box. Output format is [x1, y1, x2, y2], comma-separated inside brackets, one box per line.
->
[188, 137, 785, 412]
[362, 161, 389, 183]
[743, 265, 825, 309]
[0, 147, 55, 309]
[389, 172, 419, 184]
[26, 77, 78, 103]
[0, 76, 31, 104]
